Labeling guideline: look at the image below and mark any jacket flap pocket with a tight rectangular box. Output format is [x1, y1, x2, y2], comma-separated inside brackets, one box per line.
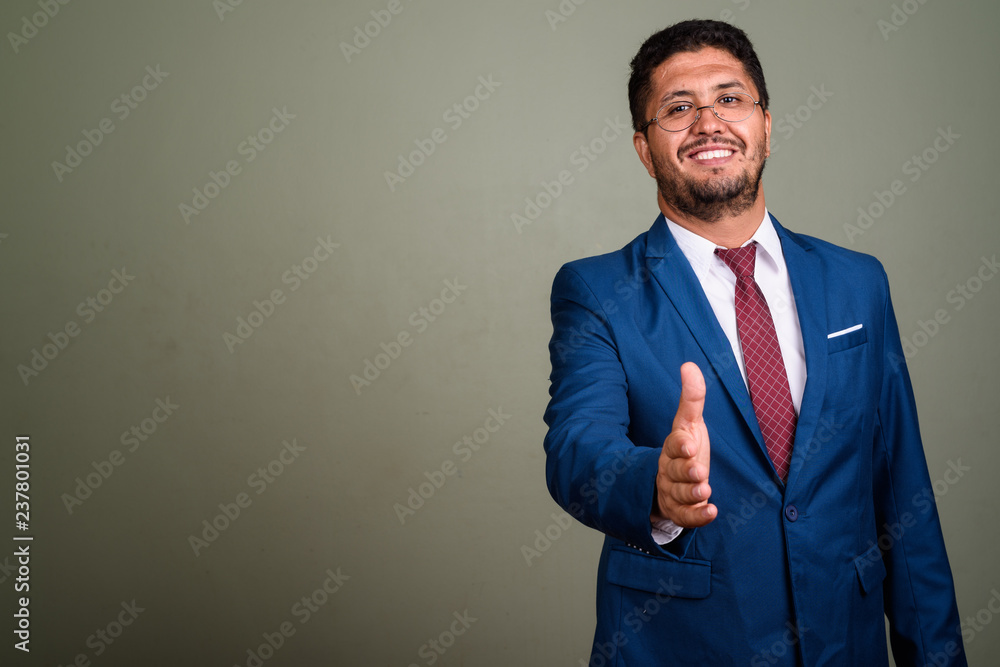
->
[606, 546, 711, 599]
[853, 543, 887, 595]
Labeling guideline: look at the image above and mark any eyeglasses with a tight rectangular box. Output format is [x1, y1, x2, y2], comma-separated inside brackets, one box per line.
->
[641, 92, 761, 133]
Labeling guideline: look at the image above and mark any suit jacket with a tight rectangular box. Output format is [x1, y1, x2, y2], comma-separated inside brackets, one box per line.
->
[543, 213, 966, 666]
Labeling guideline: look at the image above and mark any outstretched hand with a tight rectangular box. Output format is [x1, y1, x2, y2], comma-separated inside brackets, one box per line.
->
[653, 362, 717, 528]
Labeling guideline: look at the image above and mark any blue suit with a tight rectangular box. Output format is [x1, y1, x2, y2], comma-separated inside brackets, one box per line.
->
[543, 213, 966, 666]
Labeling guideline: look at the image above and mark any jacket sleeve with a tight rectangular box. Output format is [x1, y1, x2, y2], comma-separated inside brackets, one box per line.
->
[542, 264, 670, 554]
[874, 268, 967, 666]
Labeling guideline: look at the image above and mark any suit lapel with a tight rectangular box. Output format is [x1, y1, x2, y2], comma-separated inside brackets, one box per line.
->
[772, 217, 828, 491]
[644, 215, 766, 452]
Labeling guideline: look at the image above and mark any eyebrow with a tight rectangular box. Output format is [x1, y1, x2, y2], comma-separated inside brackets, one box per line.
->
[658, 81, 747, 104]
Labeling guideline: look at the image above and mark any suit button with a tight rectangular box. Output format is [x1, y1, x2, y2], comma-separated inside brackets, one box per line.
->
[784, 505, 799, 522]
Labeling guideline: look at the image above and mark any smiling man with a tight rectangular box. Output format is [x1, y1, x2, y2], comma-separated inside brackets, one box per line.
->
[543, 19, 966, 666]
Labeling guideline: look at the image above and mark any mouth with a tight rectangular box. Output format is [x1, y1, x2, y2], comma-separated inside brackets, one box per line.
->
[688, 147, 737, 165]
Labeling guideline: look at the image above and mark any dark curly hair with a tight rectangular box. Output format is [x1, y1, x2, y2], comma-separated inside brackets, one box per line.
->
[628, 19, 769, 133]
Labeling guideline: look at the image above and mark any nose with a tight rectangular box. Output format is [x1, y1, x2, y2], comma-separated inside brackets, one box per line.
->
[690, 104, 726, 134]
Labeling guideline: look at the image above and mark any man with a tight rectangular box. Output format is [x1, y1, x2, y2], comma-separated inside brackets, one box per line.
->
[543, 19, 966, 666]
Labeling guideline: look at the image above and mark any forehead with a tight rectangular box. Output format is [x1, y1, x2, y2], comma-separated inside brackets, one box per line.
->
[649, 47, 755, 101]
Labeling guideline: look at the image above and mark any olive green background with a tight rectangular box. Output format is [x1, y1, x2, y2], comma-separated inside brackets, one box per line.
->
[1, 1, 997, 665]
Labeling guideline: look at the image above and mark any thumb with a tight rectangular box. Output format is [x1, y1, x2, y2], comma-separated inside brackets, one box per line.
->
[673, 362, 706, 430]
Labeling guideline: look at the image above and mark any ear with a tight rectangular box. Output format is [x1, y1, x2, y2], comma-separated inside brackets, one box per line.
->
[633, 130, 657, 179]
[763, 109, 772, 158]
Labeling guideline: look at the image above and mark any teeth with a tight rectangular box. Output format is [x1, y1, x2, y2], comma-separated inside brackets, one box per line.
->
[693, 149, 733, 160]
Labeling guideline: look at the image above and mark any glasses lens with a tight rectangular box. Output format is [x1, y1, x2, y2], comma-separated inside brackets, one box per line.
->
[714, 92, 756, 123]
[657, 101, 696, 132]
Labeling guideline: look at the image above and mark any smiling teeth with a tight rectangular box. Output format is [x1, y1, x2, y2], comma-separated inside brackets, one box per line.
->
[693, 149, 733, 160]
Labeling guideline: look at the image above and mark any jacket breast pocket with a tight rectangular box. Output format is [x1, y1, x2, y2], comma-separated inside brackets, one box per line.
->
[825, 326, 872, 410]
[828, 326, 868, 354]
[606, 545, 711, 599]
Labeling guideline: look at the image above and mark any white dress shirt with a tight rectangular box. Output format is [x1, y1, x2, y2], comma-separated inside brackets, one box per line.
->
[651, 209, 806, 544]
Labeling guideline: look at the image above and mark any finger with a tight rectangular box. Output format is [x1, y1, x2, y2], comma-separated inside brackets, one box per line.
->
[670, 502, 718, 528]
[664, 456, 708, 485]
[662, 428, 700, 460]
[672, 362, 706, 431]
[667, 480, 712, 505]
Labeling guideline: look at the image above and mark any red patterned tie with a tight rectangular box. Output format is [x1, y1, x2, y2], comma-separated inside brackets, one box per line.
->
[715, 242, 796, 481]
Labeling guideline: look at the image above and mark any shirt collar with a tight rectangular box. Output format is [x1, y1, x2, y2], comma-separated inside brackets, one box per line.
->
[664, 208, 784, 280]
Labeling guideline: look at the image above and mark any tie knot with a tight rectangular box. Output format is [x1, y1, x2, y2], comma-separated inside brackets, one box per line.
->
[716, 242, 757, 278]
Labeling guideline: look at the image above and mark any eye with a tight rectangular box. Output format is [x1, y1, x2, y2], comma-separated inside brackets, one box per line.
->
[717, 95, 741, 106]
[663, 102, 693, 116]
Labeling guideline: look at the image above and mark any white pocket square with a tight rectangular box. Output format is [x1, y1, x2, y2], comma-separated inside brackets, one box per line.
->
[828, 323, 863, 339]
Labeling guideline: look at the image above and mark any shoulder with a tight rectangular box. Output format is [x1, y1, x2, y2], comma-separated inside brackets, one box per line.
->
[553, 229, 651, 298]
[779, 225, 888, 284]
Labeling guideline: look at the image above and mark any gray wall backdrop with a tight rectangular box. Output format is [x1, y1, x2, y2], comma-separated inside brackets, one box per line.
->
[1, 0, 998, 665]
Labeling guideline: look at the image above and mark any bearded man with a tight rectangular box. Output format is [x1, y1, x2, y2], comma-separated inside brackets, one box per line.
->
[542, 19, 966, 667]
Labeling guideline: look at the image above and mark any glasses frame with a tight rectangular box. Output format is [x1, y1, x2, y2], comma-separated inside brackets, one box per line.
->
[640, 92, 762, 133]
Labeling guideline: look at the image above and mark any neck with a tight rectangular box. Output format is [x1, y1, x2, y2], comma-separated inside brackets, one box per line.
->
[658, 188, 767, 248]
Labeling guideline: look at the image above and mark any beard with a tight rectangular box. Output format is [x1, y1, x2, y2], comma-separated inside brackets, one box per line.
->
[651, 135, 768, 223]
